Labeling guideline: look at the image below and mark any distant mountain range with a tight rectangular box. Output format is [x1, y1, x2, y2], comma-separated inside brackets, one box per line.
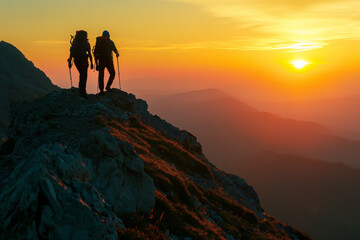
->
[147, 88, 360, 240]
[250, 96, 360, 140]
[148, 88, 360, 169]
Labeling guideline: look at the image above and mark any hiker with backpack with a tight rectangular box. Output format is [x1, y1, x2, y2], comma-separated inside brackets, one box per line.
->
[68, 30, 93, 98]
[94, 30, 119, 95]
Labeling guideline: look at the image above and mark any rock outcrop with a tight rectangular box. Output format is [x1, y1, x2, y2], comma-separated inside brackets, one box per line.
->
[0, 143, 121, 240]
[0, 89, 156, 239]
[0, 88, 310, 239]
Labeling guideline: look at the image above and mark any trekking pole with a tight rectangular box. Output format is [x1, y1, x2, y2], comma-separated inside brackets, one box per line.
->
[69, 35, 74, 89]
[116, 56, 121, 90]
[69, 67, 73, 88]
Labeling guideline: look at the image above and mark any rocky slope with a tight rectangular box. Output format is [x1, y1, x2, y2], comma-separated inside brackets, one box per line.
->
[0, 41, 59, 140]
[0, 88, 310, 239]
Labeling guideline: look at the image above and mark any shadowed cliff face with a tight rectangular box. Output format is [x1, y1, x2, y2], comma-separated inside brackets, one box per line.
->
[0, 88, 310, 240]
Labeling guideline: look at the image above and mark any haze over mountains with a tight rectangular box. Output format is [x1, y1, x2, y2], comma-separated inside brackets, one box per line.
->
[250, 96, 360, 140]
[148, 89, 360, 169]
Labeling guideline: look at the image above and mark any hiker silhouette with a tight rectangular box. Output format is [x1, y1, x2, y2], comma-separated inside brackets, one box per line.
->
[68, 30, 93, 98]
[94, 30, 119, 95]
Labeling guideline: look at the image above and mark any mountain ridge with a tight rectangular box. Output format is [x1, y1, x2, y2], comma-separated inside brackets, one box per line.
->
[0, 88, 310, 239]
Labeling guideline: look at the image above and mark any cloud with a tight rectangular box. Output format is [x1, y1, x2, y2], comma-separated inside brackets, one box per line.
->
[115, 36, 327, 53]
[166, 0, 360, 51]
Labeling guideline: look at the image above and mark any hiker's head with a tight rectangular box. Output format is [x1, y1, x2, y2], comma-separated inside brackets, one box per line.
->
[102, 30, 110, 38]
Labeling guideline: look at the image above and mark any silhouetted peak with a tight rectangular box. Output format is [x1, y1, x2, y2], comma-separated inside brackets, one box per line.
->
[0, 41, 27, 60]
[0, 41, 59, 139]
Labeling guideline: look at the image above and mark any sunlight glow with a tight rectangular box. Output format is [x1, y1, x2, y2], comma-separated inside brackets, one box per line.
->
[291, 60, 309, 69]
[274, 42, 324, 52]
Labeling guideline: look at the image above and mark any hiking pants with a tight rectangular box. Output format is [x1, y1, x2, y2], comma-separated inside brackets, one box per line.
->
[98, 58, 115, 91]
[74, 61, 88, 94]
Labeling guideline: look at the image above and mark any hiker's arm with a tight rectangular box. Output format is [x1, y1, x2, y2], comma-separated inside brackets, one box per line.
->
[112, 41, 119, 57]
[88, 44, 94, 69]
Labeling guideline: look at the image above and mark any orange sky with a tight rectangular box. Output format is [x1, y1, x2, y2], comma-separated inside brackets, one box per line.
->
[2, 0, 360, 101]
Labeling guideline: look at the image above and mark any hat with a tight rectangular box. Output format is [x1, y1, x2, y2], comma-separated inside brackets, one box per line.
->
[102, 30, 110, 38]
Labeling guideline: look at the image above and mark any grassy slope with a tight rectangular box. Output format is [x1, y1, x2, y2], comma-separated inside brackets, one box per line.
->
[93, 115, 310, 240]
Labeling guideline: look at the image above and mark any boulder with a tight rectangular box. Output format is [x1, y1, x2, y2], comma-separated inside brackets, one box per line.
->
[81, 129, 155, 214]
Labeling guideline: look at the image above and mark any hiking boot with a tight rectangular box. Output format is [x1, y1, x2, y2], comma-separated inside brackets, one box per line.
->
[80, 92, 88, 99]
[106, 87, 112, 92]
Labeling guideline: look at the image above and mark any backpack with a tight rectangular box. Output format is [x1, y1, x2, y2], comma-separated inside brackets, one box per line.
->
[70, 30, 88, 59]
[94, 36, 109, 58]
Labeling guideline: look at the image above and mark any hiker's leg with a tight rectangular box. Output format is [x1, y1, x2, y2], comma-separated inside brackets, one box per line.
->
[98, 59, 106, 91]
[106, 61, 115, 90]
[75, 62, 87, 94]
[80, 65, 88, 94]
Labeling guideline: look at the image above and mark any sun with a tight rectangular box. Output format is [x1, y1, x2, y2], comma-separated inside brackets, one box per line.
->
[291, 60, 309, 69]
